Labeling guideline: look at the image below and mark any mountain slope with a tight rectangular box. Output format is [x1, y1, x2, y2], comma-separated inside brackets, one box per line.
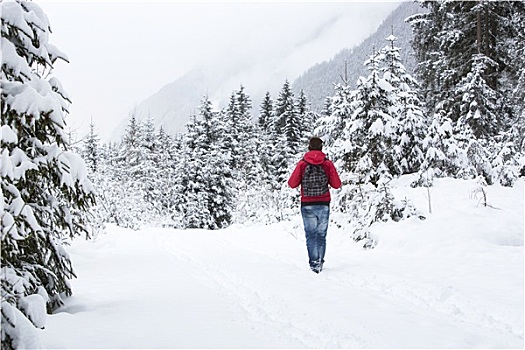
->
[293, 1, 422, 112]
[111, 2, 422, 140]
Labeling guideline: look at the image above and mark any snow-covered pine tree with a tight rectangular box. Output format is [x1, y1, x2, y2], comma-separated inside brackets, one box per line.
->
[112, 113, 147, 229]
[381, 33, 427, 175]
[337, 49, 400, 186]
[117, 112, 143, 176]
[419, 110, 467, 183]
[140, 116, 163, 220]
[178, 114, 211, 229]
[86, 139, 133, 230]
[234, 85, 260, 185]
[258, 91, 274, 133]
[295, 90, 316, 146]
[80, 122, 108, 236]
[224, 86, 259, 184]
[1, 1, 95, 347]
[489, 3, 525, 185]
[225, 91, 241, 171]
[322, 47, 429, 245]
[257, 90, 288, 192]
[489, 139, 524, 187]
[270, 131, 290, 190]
[407, 0, 524, 136]
[274, 80, 300, 160]
[83, 121, 100, 174]
[230, 87, 272, 224]
[452, 53, 501, 184]
[200, 100, 234, 229]
[320, 96, 333, 121]
[179, 97, 234, 229]
[456, 54, 500, 141]
[257, 92, 274, 177]
[244, 92, 289, 223]
[314, 77, 355, 220]
[314, 82, 353, 153]
[509, 7, 525, 147]
[155, 126, 178, 225]
[174, 115, 196, 228]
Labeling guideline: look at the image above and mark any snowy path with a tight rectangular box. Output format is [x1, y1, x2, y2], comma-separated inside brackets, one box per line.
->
[156, 228, 494, 348]
[40, 226, 522, 348]
[40, 179, 523, 348]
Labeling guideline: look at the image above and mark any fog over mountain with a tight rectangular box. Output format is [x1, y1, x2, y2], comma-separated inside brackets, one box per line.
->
[293, 1, 422, 113]
[113, 2, 421, 140]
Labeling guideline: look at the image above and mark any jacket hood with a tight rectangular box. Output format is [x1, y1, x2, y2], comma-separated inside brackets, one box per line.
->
[303, 150, 326, 165]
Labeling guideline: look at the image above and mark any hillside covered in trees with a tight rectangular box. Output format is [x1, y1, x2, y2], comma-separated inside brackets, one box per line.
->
[81, 1, 524, 236]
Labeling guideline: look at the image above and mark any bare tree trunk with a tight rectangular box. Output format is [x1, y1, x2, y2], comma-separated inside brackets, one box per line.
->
[477, 5, 482, 54]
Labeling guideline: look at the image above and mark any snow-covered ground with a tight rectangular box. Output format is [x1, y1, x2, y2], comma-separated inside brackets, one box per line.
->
[40, 177, 523, 348]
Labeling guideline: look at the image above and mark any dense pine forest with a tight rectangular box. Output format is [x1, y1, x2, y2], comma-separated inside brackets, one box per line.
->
[1, 1, 524, 348]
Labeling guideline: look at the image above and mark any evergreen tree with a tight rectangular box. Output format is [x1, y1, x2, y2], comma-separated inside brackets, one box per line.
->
[489, 139, 524, 186]
[408, 1, 525, 185]
[419, 110, 467, 182]
[224, 85, 258, 184]
[456, 54, 500, 140]
[321, 96, 333, 120]
[381, 33, 427, 174]
[90, 140, 136, 229]
[156, 126, 177, 223]
[83, 122, 100, 174]
[179, 97, 234, 229]
[257, 90, 282, 184]
[269, 131, 290, 191]
[140, 116, 161, 218]
[201, 97, 234, 229]
[274, 80, 300, 160]
[236, 85, 252, 125]
[257, 92, 275, 180]
[80, 122, 109, 237]
[295, 89, 315, 144]
[315, 83, 353, 152]
[509, 7, 525, 132]
[1, 2, 94, 347]
[223, 91, 241, 171]
[118, 112, 143, 173]
[258, 91, 274, 133]
[337, 50, 400, 185]
[407, 0, 524, 134]
[142, 116, 157, 153]
[112, 114, 148, 228]
[234, 86, 260, 185]
[176, 114, 207, 229]
[252, 93, 290, 221]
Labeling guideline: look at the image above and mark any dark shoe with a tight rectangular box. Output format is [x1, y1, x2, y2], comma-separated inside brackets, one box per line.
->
[310, 260, 322, 273]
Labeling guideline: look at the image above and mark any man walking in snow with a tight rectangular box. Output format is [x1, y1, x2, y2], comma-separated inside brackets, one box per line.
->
[288, 137, 341, 273]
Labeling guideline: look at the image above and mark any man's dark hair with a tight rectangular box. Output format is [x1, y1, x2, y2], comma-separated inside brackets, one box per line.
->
[308, 137, 323, 151]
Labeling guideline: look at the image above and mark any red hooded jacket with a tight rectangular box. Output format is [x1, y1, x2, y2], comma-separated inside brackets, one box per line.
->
[288, 150, 342, 205]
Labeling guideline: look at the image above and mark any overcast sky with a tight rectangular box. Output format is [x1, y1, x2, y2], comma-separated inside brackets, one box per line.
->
[38, 1, 402, 142]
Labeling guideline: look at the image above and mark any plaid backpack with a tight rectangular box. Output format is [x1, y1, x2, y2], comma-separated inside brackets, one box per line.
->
[301, 158, 329, 197]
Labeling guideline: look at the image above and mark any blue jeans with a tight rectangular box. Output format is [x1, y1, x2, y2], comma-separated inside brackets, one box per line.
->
[301, 205, 330, 268]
